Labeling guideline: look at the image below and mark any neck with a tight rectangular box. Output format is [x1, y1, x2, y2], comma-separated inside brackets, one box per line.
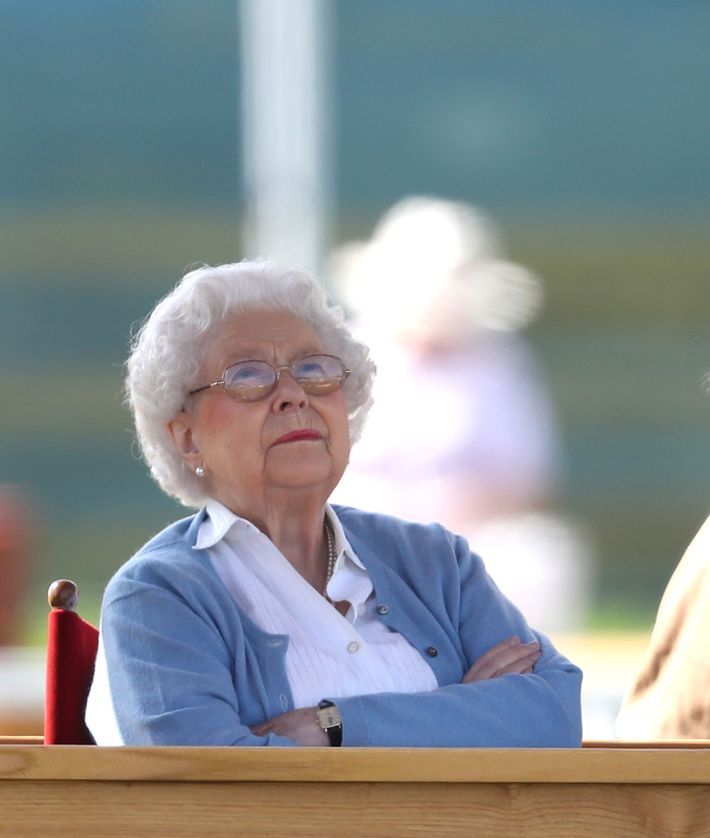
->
[270, 512, 332, 594]
[220, 487, 332, 585]
[268, 513, 328, 574]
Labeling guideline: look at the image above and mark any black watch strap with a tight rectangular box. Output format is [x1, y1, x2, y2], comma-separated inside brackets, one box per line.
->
[316, 699, 343, 746]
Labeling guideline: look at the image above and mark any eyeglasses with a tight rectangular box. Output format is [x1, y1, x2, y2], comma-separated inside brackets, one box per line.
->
[188, 354, 351, 402]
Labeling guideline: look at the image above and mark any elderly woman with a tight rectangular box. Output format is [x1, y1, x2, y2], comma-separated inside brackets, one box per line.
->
[86, 260, 582, 747]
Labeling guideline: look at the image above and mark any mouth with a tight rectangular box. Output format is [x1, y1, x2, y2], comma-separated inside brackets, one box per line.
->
[272, 429, 324, 446]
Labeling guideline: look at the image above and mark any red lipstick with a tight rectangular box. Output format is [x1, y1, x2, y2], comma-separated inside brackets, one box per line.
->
[273, 429, 323, 445]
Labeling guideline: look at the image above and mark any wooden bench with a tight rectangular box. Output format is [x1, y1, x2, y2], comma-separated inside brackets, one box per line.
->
[1, 743, 709, 836]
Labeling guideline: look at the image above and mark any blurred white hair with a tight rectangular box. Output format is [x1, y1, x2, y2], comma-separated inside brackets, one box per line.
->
[329, 196, 543, 342]
[126, 259, 376, 507]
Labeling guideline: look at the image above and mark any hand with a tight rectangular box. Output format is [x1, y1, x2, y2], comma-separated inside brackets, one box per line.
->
[462, 636, 541, 684]
[250, 706, 329, 746]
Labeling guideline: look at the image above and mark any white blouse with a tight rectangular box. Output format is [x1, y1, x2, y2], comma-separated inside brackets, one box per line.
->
[200, 500, 438, 708]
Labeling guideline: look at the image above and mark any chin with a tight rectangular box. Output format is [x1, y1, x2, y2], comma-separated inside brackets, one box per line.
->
[269, 463, 333, 488]
[275, 456, 348, 490]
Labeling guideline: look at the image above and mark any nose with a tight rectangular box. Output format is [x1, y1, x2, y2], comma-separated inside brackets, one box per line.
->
[271, 367, 309, 413]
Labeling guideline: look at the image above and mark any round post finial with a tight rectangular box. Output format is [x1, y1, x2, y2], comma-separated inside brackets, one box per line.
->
[48, 579, 79, 611]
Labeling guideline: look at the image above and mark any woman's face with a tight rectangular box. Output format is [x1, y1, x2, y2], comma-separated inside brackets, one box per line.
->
[169, 309, 351, 518]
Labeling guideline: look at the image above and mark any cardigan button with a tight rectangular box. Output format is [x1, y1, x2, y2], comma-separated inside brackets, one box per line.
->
[376, 604, 390, 615]
[425, 646, 438, 658]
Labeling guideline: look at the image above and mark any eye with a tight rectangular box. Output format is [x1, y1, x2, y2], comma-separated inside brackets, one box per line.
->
[225, 361, 273, 385]
[296, 359, 327, 378]
[294, 355, 342, 379]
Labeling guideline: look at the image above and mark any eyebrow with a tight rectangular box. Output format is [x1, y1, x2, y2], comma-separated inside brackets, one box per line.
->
[219, 346, 324, 368]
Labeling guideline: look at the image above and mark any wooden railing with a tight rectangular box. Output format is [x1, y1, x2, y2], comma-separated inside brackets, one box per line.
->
[1, 743, 710, 836]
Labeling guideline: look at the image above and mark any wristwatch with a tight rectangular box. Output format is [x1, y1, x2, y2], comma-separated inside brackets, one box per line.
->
[316, 699, 343, 747]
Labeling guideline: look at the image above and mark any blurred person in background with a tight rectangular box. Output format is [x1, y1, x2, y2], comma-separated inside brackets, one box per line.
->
[616, 514, 710, 738]
[330, 196, 594, 633]
[0, 486, 34, 646]
[85, 260, 582, 747]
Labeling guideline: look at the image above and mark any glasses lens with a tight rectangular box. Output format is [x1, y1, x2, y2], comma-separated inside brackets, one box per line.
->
[293, 355, 346, 395]
[223, 360, 276, 401]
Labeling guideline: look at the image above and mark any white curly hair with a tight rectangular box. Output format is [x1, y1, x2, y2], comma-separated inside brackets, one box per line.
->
[126, 259, 376, 507]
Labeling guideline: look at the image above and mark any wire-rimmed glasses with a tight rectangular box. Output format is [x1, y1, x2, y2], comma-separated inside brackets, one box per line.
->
[188, 354, 351, 402]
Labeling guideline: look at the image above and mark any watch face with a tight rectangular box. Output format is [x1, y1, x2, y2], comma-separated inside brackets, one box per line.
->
[317, 705, 341, 729]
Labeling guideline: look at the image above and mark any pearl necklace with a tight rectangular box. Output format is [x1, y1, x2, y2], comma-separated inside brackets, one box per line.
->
[323, 518, 337, 598]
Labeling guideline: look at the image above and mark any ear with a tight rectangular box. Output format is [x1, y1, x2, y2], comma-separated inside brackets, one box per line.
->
[167, 412, 202, 471]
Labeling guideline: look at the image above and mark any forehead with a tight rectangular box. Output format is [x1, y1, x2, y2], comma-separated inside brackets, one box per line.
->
[205, 309, 323, 368]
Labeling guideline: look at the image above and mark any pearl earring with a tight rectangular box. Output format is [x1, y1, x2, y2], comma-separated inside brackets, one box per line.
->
[195, 466, 205, 478]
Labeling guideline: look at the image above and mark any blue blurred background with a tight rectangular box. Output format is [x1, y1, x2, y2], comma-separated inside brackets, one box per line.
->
[2, 0, 710, 640]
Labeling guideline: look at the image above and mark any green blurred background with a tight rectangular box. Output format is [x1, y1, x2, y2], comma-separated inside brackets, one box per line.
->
[2, 0, 709, 640]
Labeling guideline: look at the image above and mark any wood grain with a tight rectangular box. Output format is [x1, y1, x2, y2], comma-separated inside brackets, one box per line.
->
[0, 779, 709, 837]
[1, 747, 710, 837]
[2, 745, 710, 783]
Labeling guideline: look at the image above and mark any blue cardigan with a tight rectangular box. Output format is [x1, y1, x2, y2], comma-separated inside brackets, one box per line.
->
[93, 506, 583, 747]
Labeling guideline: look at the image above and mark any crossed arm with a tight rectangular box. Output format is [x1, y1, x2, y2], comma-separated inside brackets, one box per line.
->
[251, 636, 542, 744]
[94, 530, 581, 748]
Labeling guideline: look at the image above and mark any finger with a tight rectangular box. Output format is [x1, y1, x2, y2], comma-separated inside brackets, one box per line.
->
[463, 638, 539, 683]
[250, 722, 273, 736]
[488, 641, 541, 673]
[471, 637, 521, 669]
[463, 637, 523, 682]
[464, 651, 539, 684]
[481, 636, 525, 660]
[463, 638, 521, 683]
[491, 649, 542, 678]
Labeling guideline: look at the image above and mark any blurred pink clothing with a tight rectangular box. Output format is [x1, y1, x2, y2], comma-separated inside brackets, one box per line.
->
[334, 332, 560, 529]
